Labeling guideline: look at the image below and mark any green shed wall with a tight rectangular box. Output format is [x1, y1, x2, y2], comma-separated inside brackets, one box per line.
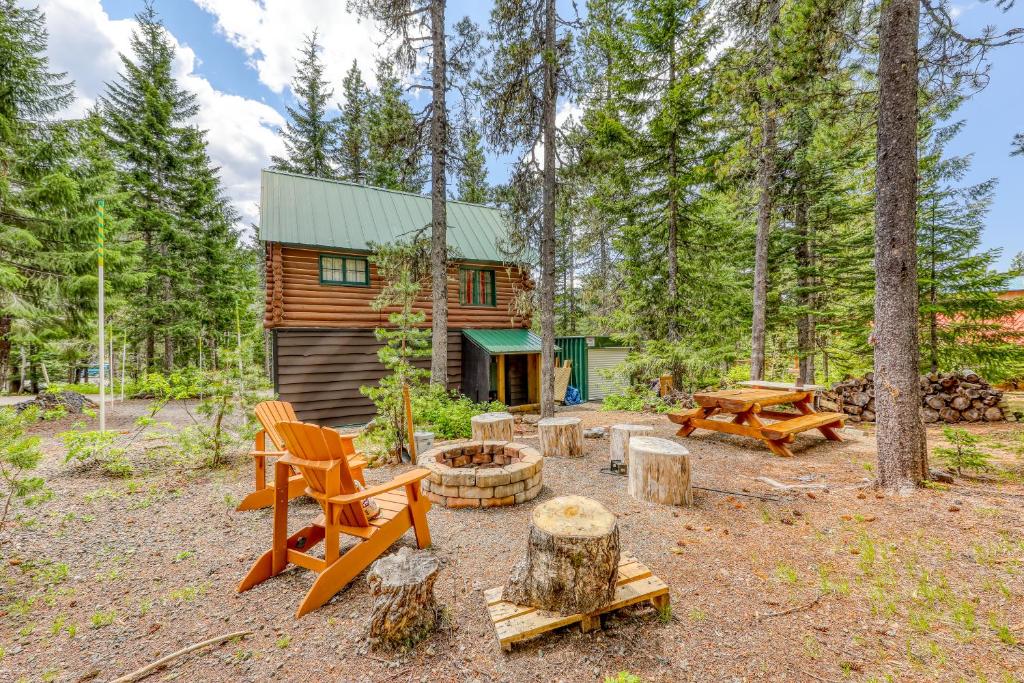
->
[555, 336, 589, 402]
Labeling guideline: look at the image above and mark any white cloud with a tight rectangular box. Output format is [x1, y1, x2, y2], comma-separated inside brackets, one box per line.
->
[192, 0, 386, 96]
[26, 0, 286, 229]
[530, 101, 584, 170]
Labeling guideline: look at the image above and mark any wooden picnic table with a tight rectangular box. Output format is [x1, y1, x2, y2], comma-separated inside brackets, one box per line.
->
[667, 387, 845, 457]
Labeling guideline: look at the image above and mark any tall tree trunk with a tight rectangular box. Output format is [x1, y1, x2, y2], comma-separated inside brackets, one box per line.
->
[751, 111, 775, 380]
[795, 192, 815, 384]
[28, 344, 39, 394]
[666, 51, 679, 342]
[539, 0, 557, 418]
[874, 0, 927, 490]
[429, 0, 449, 386]
[18, 347, 25, 393]
[0, 315, 10, 393]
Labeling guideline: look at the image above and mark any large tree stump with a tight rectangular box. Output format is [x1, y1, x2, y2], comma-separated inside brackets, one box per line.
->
[537, 416, 584, 458]
[471, 412, 514, 442]
[609, 424, 654, 469]
[504, 495, 620, 615]
[627, 436, 692, 506]
[366, 547, 440, 649]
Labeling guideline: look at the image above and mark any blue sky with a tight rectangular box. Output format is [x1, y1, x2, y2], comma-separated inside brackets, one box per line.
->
[29, 0, 1024, 268]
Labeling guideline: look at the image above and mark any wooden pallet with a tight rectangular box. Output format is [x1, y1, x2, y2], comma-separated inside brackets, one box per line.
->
[485, 555, 669, 652]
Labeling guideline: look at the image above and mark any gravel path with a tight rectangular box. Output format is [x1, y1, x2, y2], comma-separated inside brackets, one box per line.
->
[2, 402, 1022, 682]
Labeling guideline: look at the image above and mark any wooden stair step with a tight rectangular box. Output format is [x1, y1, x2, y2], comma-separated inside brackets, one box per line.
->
[761, 412, 845, 440]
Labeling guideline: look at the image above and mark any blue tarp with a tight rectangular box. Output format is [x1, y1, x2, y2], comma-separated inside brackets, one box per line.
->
[564, 385, 583, 406]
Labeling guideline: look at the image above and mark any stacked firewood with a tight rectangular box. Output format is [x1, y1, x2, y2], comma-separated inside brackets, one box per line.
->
[824, 370, 1008, 424]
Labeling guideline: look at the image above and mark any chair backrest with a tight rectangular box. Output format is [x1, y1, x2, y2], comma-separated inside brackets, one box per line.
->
[254, 401, 298, 450]
[275, 421, 368, 528]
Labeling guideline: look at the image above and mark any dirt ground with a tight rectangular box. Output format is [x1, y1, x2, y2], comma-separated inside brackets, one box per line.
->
[2, 400, 1023, 682]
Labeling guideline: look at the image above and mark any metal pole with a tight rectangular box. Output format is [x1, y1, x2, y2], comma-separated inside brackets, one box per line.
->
[97, 199, 106, 432]
[120, 335, 127, 402]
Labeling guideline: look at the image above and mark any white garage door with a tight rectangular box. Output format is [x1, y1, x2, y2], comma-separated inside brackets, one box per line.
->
[587, 348, 629, 400]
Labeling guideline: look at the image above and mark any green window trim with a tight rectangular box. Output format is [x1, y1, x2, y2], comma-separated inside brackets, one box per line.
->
[318, 253, 370, 286]
[459, 266, 497, 307]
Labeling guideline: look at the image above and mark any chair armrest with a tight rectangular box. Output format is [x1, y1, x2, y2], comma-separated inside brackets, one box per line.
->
[249, 449, 287, 459]
[347, 455, 368, 469]
[279, 453, 342, 472]
[328, 468, 430, 505]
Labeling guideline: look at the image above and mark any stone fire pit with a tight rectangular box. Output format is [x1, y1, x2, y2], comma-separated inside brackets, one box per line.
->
[418, 440, 543, 509]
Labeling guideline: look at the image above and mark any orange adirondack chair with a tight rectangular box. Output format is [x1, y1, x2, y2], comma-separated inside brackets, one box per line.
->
[237, 421, 432, 617]
[236, 401, 367, 511]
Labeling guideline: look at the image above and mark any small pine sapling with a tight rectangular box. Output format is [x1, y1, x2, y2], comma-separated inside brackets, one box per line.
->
[361, 237, 432, 463]
[933, 427, 992, 475]
[0, 407, 48, 547]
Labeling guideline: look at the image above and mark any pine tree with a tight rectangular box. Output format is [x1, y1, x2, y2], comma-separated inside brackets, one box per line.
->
[102, 3, 199, 370]
[366, 60, 425, 193]
[482, 0, 572, 417]
[455, 118, 489, 204]
[0, 0, 74, 389]
[337, 60, 370, 183]
[270, 31, 338, 179]
[612, 0, 718, 342]
[917, 105, 1022, 379]
[349, 1, 481, 387]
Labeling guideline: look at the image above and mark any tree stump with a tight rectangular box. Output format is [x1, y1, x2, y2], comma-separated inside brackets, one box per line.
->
[537, 416, 584, 458]
[366, 547, 440, 649]
[471, 412, 514, 442]
[627, 436, 692, 506]
[609, 424, 654, 469]
[504, 495, 620, 615]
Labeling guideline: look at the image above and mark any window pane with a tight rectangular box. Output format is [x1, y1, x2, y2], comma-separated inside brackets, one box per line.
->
[482, 271, 494, 305]
[345, 259, 364, 283]
[322, 256, 343, 282]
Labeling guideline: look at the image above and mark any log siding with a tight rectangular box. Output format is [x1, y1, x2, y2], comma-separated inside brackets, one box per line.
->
[264, 245, 531, 330]
[274, 328, 463, 425]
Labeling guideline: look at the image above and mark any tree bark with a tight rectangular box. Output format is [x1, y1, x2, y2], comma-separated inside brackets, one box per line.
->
[366, 547, 440, 649]
[429, 0, 449, 386]
[609, 423, 654, 467]
[0, 315, 11, 392]
[538, 416, 584, 458]
[504, 496, 620, 615]
[471, 411, 514, 441]
[795, 188, 815, 384]
[539, 0, 558, 418]
[751, 112, 776, 381]
[874, 0, 928, 490]
[627, 436, 692, 506]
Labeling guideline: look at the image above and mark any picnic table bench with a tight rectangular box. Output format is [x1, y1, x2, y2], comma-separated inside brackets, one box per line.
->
[668, 387, 845, 457]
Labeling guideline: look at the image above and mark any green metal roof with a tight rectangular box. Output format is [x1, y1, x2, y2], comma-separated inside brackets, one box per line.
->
[259, 169, 510, 262]
[463, 329, 556, 355]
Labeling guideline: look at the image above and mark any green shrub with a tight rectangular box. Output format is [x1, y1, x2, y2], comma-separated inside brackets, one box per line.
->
[0, 407, 49, 544]
[602, 385, 672, 414]
[48, 383, 99, 395]
[934, 427, 992, 475]
[605, 673, 643, 683]
[412, 384, 506, 440]
[59, 427, 132, 477]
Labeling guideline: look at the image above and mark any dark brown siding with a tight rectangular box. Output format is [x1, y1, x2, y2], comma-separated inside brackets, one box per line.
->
[275, 328, 463, 426]
[265, 245, 533, 330]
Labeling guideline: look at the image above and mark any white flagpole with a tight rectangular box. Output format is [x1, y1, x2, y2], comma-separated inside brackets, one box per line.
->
[120, 335, 127, 402]
[97, 199, 106, 432]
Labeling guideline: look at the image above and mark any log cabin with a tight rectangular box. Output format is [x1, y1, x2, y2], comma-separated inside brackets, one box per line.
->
[260, 169, 540, 425]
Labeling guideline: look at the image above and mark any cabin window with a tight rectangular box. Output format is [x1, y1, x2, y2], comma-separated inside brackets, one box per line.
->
[459, 267, 496, 307]
[319, 254, 369, 286]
